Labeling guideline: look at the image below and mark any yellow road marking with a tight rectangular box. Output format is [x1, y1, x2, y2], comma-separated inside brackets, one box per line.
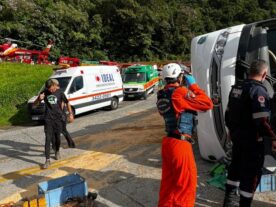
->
[0, 151, 101, 183]
[0, 142, 136, 184]
[0, 151, 122, 203]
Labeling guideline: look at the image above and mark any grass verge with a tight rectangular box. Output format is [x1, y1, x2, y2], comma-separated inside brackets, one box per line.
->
[0, 62, 52, 126]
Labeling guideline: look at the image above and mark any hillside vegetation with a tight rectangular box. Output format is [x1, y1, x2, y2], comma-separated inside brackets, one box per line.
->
[0, 63, 52, 126]
[0, 0, 275, 61]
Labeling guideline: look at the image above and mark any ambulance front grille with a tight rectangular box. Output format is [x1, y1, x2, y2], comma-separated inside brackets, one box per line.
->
[124, 88, 138, 92]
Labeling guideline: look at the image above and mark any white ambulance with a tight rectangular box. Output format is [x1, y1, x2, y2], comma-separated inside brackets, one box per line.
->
[191, 18, 276, 161]
[28, 65, 124, 120]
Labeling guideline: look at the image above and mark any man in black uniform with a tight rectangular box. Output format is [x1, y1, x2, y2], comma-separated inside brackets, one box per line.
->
[223, 59, 276, 207]
[34, 79, 74, 169]
[57, 82, 75, 148]
[60, 104, 75, 148]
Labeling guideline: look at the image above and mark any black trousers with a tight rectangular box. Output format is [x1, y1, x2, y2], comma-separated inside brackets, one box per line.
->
[226, 138, 264, 206]
[61, 119, 75, 147]
[44, 120, 62, 159]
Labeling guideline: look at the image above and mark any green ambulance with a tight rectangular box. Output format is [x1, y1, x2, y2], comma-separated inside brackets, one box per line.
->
[123, 65, 159, 99]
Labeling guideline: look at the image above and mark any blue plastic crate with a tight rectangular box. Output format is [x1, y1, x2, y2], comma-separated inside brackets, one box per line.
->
[256, 174, 276, 192]
[38, 173, 88, 207]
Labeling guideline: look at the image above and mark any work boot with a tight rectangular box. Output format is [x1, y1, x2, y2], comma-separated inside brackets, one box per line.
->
[43, 159, 50, 169]
[55, 151, 61, 160]
[223, 187, 239, 207]
[68, 141, 76, 148]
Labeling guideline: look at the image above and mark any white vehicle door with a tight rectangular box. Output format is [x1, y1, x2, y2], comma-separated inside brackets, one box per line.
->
[67, 76, 88, 113]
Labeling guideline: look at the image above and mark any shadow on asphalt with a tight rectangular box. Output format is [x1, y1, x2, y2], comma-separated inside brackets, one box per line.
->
[5, 152, 275, 207]
[0, 140, 43, 165]
[1, 108, 162, 206]
[3, 106, 276, 206]
[6, 97, 148, 128]
[65, 108, 276, 207]
[8, 102, 34, 127]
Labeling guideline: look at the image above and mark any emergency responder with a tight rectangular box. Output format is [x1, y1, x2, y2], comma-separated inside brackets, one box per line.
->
[156, 63, 213, 207]
[223, 59, 276, 207]
[57, 83, 76, 148]
[60, 102, 75, 148]
[34, 79, 74, 169]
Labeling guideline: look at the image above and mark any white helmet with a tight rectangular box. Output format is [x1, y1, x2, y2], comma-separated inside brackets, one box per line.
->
[162, 63, 182, 79]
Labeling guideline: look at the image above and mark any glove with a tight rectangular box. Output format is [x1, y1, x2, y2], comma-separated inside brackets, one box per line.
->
[184, 74, 196, 87]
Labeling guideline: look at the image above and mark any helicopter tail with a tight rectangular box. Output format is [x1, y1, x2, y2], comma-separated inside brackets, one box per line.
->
[43, 40, 53, 53]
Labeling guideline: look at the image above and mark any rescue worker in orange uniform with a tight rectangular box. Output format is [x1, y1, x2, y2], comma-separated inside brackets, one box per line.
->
[157, 63, 213, 207]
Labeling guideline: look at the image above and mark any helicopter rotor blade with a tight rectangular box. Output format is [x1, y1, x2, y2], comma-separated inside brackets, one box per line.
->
[4, 38, 18, 42]
[4, 38, 44, 48]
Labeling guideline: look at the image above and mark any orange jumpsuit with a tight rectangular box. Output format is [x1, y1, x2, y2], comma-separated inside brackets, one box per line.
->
[158, 83, 213, 207]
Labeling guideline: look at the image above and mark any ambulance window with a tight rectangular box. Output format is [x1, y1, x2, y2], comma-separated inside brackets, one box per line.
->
[124, 73, 146, 83]
[69, 76, 83, 93]
[55, 77, 71, 92]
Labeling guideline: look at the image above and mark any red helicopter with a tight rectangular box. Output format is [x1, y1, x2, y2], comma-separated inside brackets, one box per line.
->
[0, 38, 53, 64]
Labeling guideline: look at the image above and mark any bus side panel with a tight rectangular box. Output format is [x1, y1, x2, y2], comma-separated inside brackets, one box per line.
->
[220, 32, 242, 123]
[191, 29, 226, 161]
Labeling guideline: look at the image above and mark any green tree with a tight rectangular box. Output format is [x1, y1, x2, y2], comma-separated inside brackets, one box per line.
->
[1, 0, 276, 61]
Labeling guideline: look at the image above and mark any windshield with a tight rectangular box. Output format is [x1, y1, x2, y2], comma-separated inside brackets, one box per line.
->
[38, 77, 71, 94]
[123, 73, 146, 83]
[55, 77, 72, 92]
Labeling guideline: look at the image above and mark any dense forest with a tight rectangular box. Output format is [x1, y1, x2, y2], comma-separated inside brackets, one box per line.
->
[0, 0, 275, 61]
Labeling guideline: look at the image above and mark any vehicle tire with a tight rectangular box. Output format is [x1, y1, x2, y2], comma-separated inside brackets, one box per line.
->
[143, 91, 148, 100]
[151, 87, 155, 94]
[110, 97, 119, 110]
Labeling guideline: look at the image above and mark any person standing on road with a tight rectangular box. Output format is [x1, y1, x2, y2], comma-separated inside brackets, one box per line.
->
[156, 63, 213, 207]
[57, 84, 76, 149]
[223, 59, 276, 207]
[34, 79, 74, 169]
[60, 102, 75, 148]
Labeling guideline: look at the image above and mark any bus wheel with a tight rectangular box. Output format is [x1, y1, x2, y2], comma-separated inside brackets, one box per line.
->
[110, 97, 119, 110]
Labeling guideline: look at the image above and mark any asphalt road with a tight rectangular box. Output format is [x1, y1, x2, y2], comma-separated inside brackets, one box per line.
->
[0, 93, 276, 206]
[0, 95, 156, 172]
[0, 93, 158, 203]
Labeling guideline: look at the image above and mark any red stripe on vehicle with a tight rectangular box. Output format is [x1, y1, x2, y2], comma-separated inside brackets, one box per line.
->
[68, 88, 123, 101]
[144, 78, 159, 90]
